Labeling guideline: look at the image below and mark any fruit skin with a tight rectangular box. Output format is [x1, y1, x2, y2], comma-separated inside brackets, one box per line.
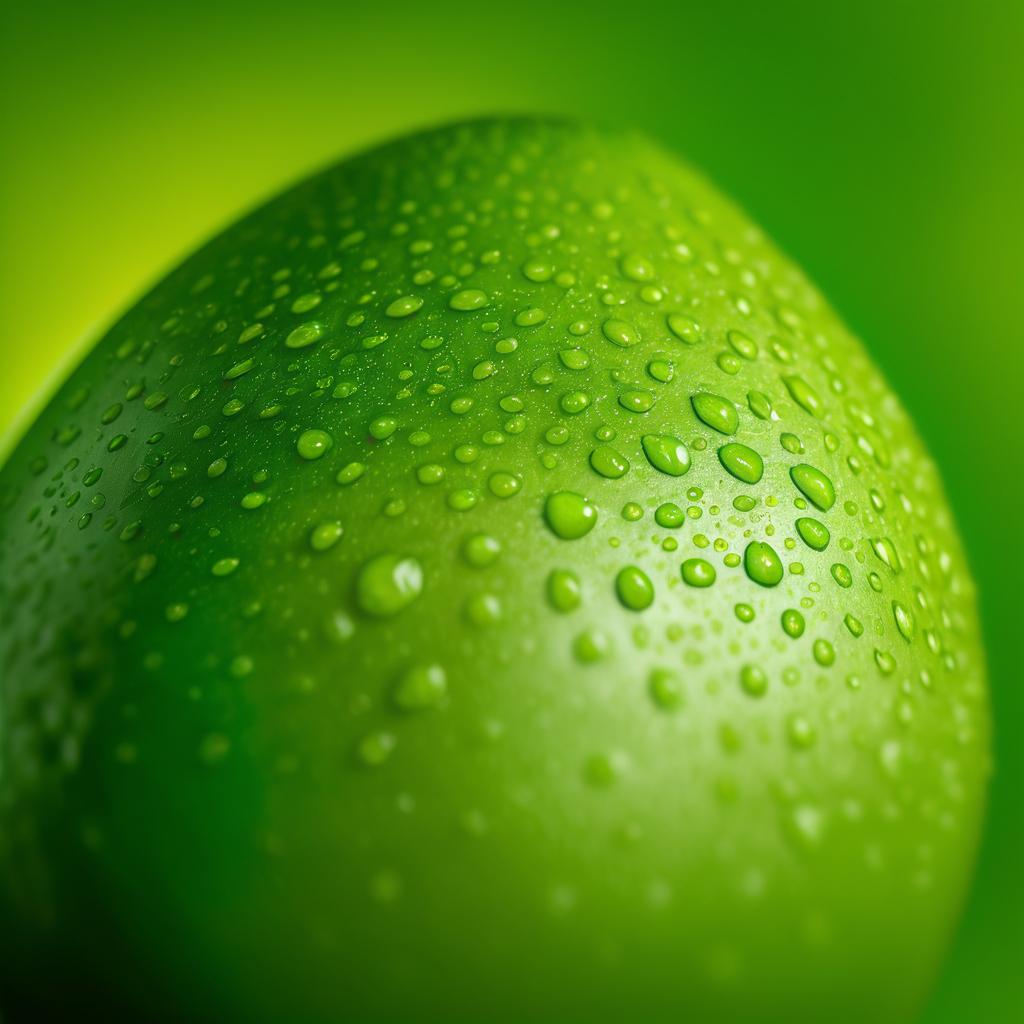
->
[0, 118, 989, 1022]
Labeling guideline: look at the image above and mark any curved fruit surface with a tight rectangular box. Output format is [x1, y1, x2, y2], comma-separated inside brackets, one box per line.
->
[0, 119, 990, 1023]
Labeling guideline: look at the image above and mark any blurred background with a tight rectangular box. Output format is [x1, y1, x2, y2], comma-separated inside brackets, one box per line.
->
[1, 1, 1020, 1018]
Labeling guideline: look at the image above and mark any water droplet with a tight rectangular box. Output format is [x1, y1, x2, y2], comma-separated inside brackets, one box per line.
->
[727, 330, 758, 360]
[297, 429, 333, 460]
[358, 731, 397, 767]
[584, 751, 622, 787]
[615, 566, 654, 611]
[787, 715, 817, 749]
[488, 472, 522, 498]
[574, 629, 611, 664]
[740, 664, 768, 697]
[667, 313, 701, 344]
[417, 464, 445, 485]
[369, 416, 398, 440]
[590, 446, 629, 479]
[462, 533, 500, 567]
[812, 639, 836, 667]
[655, 502, 684, 528]
[545, 491, 598, 539]
[449, 289, 489, 311]
[747, 391, 773, 420]
[285, 322, 323, 349]
[559, 348, 590, 370]
[871, 536, 903, 574]
[356, 554, 423, 617]
[336, 462, 366, 485]
[310, 520, 343, 551]
[831, 563, 853, 588]
[211, 557, 239, 577]
[560, 391, 591, 414]
[649, 668, 683, 711]
[602, 319, 640, 348]
[647, 357, 674, 383]
[641, 435, 691, 477]
[744, 541, 783, 587]
[795, 517, 830, 551]
[790, 464, 836, 511]
[618, 390, 655, 414]
[781, 608, 806, 638]
[385, 295, 423, 318]
[393, 663, 447, 711]
[691, 393, 738, 435]
[681, 558, 716, 587]
[718, 443, 763, 484]
[892, 601, 916, 641]
[620, 253, 655, 281]
[783, 375, 824, 417]
[547, 569, 582, 612]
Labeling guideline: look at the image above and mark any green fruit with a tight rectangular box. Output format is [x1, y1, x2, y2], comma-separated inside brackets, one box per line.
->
[0, 119, 990, 1023]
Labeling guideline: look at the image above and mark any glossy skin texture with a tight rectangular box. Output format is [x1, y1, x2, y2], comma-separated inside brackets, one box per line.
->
[0, 119, 990, 1022]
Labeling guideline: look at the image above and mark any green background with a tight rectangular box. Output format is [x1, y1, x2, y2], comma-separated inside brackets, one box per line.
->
[1, 1, 1020, 1019]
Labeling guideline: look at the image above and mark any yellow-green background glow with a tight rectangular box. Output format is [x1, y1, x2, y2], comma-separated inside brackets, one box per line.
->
[1, 2, 1020, 1018]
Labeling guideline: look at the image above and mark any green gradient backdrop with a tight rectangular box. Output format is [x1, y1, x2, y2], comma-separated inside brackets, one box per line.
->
[1, 1, 1020, 1019]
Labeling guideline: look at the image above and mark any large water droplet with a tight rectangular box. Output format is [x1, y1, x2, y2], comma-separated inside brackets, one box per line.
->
[545, 491, 598, 539]
[744, 541, 783, 587]
[641, 435, 691, 477]
[615, 566, 654, 611]
[795, 517, 830, 551]
[718, 443, 763, 484]
[789, 464, 836, 511]
[602, 319, 640, 348]
[297, 429, 333, 460]
[691, 393, 738, 435]
[356, 554, 423, 617]
[681, 558, 716, 587]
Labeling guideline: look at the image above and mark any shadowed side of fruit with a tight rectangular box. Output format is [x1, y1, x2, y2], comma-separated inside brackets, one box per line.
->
[0, 118, 990, 1022]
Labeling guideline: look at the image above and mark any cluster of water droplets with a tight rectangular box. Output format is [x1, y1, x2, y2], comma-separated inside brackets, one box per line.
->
[0, 121, 988, 940]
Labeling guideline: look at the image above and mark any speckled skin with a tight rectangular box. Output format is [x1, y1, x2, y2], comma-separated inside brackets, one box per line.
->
[0, 118, 989, 1022]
